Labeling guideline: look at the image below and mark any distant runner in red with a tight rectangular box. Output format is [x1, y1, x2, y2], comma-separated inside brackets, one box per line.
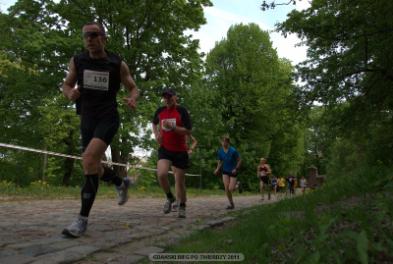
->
[152, 88, 192, 218]
[257, 157, 272, 200]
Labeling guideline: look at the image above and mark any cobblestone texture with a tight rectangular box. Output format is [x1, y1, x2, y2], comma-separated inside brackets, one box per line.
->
[0, 194, 278, 263]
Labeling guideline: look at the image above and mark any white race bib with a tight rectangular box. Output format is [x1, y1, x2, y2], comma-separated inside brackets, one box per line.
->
[161, 118, 176, 132]
[83, 70, 109, 91]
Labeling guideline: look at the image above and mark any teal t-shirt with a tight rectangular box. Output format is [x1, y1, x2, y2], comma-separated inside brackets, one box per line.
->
[218, 146, 240, 172]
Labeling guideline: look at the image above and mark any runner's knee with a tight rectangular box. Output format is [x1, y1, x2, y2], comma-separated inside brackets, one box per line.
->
[82, 152, 99, 171]
[157, 171, 168, 181]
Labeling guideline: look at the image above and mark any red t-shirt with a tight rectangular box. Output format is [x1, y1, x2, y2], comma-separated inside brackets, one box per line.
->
[153, 105, 192, 152]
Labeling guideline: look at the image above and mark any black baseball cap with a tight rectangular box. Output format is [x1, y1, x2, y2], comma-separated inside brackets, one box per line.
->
[162, 88, 176, 97]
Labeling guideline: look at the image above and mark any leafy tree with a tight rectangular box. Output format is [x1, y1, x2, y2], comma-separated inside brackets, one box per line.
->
[37, 96, 82, 186]
[278, 0, 393, 170]
[206, 23, 280, 146]
[267, 59, 305, 176]
[1, 0, 212, 185]
[205, 23, 304, 188]
[0, 0, 81, 185]
[182, 79, 224, 188]
[54, 0, 212, 178]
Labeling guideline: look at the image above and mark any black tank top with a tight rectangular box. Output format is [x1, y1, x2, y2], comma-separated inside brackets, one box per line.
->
[74, 51, 122, 117]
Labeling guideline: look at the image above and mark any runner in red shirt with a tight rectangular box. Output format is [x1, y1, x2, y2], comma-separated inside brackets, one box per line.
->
[152, 88, 192, 218]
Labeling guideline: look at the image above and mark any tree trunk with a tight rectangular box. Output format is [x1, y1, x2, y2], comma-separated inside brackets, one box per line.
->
[111, 145, 127, 179]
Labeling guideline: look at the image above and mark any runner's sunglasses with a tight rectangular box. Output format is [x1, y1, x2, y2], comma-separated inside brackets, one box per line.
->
[82, 31, 104, 39]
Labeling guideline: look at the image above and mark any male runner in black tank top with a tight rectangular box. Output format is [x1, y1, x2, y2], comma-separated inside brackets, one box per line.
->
[61, 22, 138, 238]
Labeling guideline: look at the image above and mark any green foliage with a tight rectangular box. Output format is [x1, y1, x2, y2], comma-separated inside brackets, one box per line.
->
[0, 183, 224, 200]
[53, 0, 212, 175]
[301, 106, 331, 175]
[278, 0, 393, 174]
[0, 180, 18, 193]
[30, 180, 50, 190]
[0, 0, 79, 185]
[205, 23, 305, 183]
[0, 0, 212, 185]
[131, 157, 159, 189]
[1, 1, 308, 191]
[206, 23, 280, 142]
[278, 0, 393, 106]
[168, 165, 393, 263]
[181, 80, 224, 188]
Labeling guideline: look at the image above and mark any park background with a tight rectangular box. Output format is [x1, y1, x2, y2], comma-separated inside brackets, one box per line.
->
[1, 0, 393, 263]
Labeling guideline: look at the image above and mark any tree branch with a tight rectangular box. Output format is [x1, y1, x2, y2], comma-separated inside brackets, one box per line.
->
[261, 0, 297, 11]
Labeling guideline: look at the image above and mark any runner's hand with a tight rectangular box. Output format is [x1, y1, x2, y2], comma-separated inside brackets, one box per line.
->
[155, 134, 162, 144]
[67, 87, 80, 101]
[123, 96, 137, 110]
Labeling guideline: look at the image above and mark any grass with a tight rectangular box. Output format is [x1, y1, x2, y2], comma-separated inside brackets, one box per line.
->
[0, 180, 229, 201]
[160, 166, 393, 263]
[3, 168, 393, 263]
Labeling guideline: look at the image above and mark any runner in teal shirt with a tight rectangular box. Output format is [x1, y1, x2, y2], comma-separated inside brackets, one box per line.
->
[214, 136, 241, 209]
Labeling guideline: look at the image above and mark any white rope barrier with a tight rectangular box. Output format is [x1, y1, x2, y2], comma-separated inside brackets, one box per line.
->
[0, 143, 201, 177]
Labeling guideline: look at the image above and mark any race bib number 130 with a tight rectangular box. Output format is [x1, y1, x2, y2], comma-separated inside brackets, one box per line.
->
[83, 70, 109, 91]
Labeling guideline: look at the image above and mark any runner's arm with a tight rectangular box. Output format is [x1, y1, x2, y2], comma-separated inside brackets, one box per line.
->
[189, 135, 197, 151]
[152, 122, 161, 144]
[172, 107, 192, 135]
[266, 164, 272, 175]
[187, 135, 198, 154]
[235, 158, 241, 170]
[62, 57, 79, 101]
[214, 160, 223, 175]
[120, 61, 138, 109]
[232, 157, 241, 174]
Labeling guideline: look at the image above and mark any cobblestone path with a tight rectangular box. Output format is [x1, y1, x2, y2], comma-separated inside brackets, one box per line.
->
[0, 195, 275, 263]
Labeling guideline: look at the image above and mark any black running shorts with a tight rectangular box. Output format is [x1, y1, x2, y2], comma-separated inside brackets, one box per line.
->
[80, 114, 120, 151]
[158, 146, 189, 169]
[260, 176, 270, 184]
[222, 170, 237, 178]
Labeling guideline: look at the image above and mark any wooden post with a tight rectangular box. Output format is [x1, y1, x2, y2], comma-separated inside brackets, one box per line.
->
[42, 146, 47, 181]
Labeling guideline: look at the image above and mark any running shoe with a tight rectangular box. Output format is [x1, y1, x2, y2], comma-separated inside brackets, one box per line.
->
[172, 200, 179, 212]
[178, 204, 186, 218]
[116, 177, 130, 205]
[62, 216, 88, 238]
[226, 204, 235, 210]
[163, 198, 175, 214]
